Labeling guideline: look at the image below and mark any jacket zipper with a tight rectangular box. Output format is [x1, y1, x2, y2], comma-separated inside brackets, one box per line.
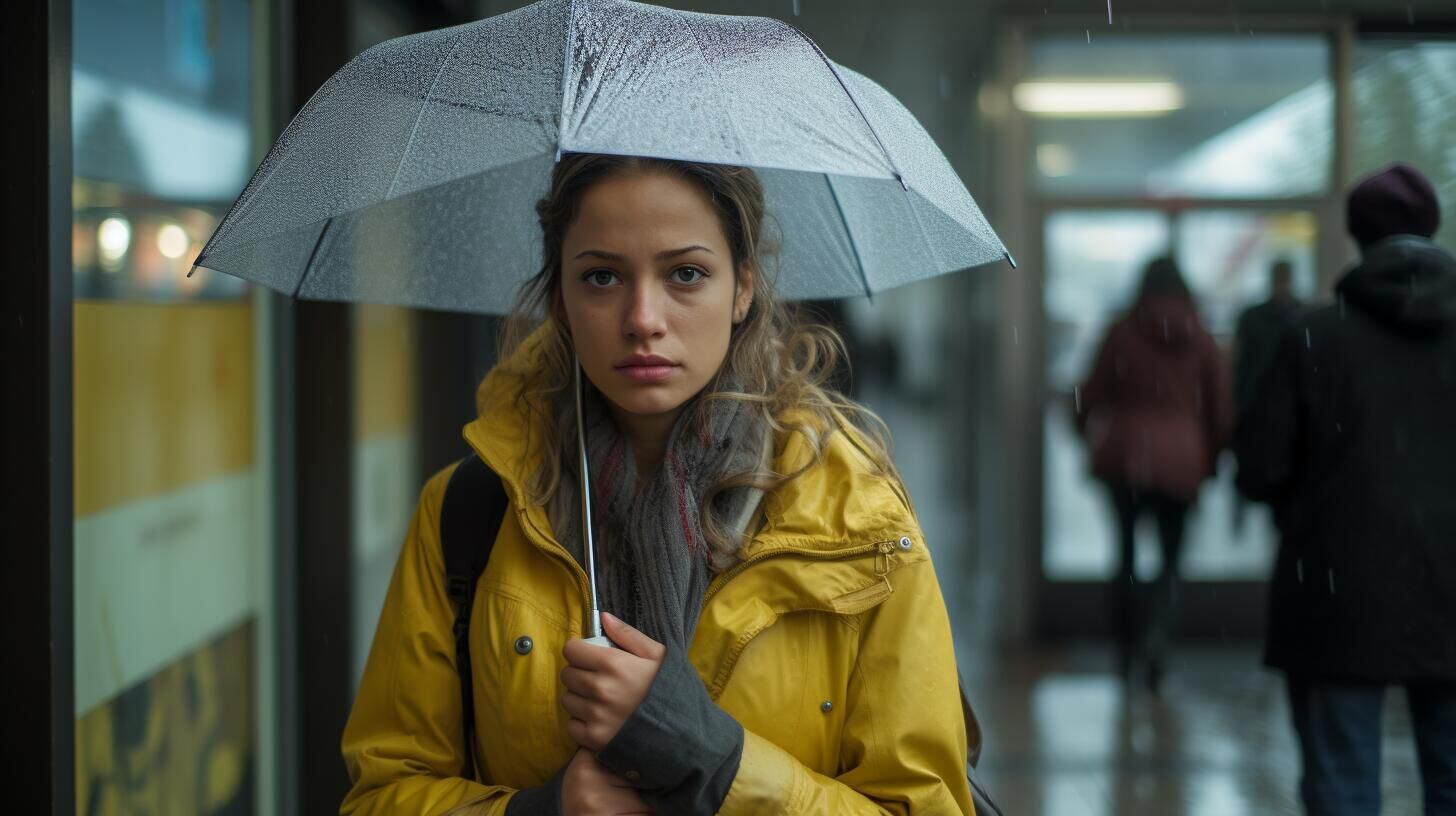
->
[514, 506, 597, 629]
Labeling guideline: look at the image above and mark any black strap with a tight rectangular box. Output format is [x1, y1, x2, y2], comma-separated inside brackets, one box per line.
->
[440, 453, 508, 782]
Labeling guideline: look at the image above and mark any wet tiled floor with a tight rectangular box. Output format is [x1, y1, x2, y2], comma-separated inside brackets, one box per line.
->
[963, 645, 1425, 815]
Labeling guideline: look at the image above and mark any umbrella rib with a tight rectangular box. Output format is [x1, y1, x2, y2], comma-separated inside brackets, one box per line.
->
[294, 218, 334, 298]
[780, 22, 905, 188]
[556, 0, 579, 160]
[383, 33, 466, 200]
[825, 174, 873, 300]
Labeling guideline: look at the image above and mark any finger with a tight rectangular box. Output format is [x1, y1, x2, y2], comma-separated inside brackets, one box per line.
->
[563, 636, 617, 671]
[566, 717, 602, 752]
[560, 666, 604, 699]
[560, 690, 595, 720]
[600, 612, 666, 661]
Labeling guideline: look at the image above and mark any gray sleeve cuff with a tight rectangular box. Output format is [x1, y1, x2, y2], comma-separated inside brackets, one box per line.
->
[503, 766, 564, 816]
[595, 644, 744, 815]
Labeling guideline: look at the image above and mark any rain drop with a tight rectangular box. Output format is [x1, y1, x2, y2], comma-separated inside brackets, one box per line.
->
[1086, 29, 1091, 43]
[1106, 0, 1113, 24]
[1407, 5, 1415, 25]
[792, 0, 800, 16]
[1297, 558, 1304, 583]
[1328, 569, 1335, 594]
[1013, 326, 1021, 345]
[1074, 386, 1082, 412]
[1305, 328, 1312, 348]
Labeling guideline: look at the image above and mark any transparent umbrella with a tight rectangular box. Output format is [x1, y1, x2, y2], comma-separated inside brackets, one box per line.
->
[191, 0, 1012, 644]
[191, 0, 1011, 310]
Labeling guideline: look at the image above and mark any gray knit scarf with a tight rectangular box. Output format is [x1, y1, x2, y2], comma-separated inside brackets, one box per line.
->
[546, 381, 766, 654]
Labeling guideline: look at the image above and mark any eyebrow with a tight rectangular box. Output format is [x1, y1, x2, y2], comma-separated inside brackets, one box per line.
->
[572, 245, 715, 262]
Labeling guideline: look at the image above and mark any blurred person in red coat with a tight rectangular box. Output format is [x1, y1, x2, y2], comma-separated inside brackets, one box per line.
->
[1077, 256, 1232, 692]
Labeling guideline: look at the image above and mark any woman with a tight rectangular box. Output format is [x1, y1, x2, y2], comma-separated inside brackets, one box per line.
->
[1076, 257, 1231, 692]
[340, 153, 975, 815]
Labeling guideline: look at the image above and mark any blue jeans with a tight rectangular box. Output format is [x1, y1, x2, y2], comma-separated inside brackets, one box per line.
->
[1287, 677, 1456, 815]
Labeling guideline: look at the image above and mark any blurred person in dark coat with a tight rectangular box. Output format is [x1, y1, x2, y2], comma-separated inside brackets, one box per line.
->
[1234, 163, 1456, 816]
[1077, 256, 1233, 691]
[1230, 260, 1303, 533]
[1234, 259, 1303, 416]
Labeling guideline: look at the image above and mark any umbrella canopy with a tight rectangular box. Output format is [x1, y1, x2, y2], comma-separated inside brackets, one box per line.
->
[192, 0, 1009, 314]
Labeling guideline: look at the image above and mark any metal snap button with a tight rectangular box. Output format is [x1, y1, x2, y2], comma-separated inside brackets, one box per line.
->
[820, 700, 834, 713]
[898, 536, 913, 551]
[513, 635, 533, 655]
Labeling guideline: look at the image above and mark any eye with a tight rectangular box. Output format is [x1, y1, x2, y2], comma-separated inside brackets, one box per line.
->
[583, 269, 618, 287]
[672, 266, 708, 285]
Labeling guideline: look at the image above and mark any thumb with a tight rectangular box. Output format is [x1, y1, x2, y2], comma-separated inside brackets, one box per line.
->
[601, 612, 664, 660]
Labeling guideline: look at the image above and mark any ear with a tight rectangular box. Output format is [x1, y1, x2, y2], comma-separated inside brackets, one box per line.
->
[733, 262, 756, 325]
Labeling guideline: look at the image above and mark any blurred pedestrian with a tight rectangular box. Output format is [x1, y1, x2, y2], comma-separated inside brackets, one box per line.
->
[1076, 256, 1232, 692]
[1234, 162, 1456, 816]
[1229, 260, 1303, 534]
[1233, 259, 1302, 417]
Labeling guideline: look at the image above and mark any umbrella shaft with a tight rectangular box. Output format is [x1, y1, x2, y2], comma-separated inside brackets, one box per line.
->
[575, 358, 605, 639]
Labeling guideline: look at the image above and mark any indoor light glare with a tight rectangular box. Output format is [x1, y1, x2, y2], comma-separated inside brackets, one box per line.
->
[1013, 81, 1184, 116]
[157, 223, 191, 260]
[97, 216, 132, 261]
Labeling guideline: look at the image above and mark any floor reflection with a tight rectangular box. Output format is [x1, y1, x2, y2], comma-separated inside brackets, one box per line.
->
[968, 645, 1424, 815]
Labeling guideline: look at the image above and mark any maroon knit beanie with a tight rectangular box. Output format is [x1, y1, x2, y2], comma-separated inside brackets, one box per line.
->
[1346, 163, 1441, 248]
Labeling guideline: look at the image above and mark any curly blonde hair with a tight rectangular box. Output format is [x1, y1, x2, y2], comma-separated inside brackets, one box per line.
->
[496, 152, 898, 567]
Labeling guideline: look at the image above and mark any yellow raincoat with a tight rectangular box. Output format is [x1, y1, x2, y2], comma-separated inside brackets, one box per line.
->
[341, 328, 975, 815]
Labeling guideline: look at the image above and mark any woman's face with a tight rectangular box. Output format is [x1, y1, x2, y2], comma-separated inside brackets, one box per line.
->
[559, 171, 753, 423]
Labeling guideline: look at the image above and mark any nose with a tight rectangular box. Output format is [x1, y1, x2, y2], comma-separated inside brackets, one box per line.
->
[622, 280, 667, 340]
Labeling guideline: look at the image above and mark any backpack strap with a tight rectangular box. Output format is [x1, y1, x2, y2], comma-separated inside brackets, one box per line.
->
[440, 453, 509, 782]
[959, 672, 1003, 815]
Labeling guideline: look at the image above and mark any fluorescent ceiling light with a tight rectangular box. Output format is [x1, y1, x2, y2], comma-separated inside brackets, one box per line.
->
[1013, 81, 1184, 117]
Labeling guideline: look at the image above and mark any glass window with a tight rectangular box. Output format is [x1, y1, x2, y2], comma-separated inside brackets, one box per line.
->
[1354, 39, 1456, 254]
[1023, 33, 1332, 198]
[71, 1, 272, 813]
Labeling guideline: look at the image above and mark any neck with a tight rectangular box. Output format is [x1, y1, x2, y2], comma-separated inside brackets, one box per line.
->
[608, 402, 688, 481]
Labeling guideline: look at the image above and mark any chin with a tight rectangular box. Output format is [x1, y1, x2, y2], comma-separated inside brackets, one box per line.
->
[609, 389, 689, 417]
[596, 382, 692, 417]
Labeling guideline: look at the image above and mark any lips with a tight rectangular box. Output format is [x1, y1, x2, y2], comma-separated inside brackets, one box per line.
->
[614, 353, 679, 383]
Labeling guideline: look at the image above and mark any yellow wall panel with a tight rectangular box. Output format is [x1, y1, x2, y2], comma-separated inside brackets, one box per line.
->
[74, 301, 255, 517]
[354, 303, 417, 441]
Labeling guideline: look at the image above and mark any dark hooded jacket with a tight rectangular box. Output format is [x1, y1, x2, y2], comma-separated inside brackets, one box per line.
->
[1234, 235, 1456, 682]
[1078, 292, 1232, 503]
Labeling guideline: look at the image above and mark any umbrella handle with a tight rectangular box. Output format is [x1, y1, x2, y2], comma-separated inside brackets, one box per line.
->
[581, 634, 615, 649]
